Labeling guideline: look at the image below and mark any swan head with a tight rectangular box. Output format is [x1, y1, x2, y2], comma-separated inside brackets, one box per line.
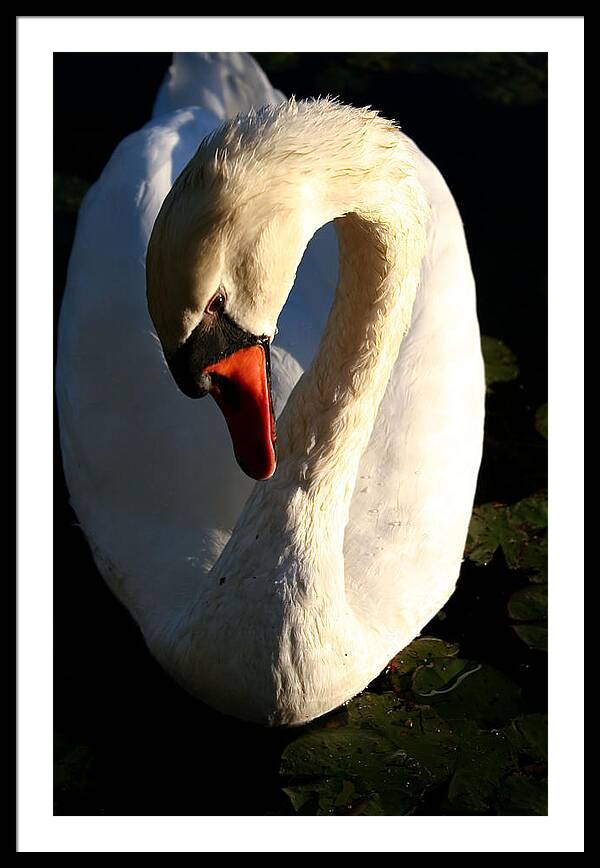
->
[146, 110, 325, 480]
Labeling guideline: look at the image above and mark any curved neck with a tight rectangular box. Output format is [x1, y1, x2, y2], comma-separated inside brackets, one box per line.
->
[276, 187, 428, 522]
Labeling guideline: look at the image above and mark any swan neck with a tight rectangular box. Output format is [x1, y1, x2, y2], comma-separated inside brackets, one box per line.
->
[277, 182, 428, 515]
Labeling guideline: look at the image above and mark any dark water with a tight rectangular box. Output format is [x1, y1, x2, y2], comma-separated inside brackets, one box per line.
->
[53, 53, 547, 815]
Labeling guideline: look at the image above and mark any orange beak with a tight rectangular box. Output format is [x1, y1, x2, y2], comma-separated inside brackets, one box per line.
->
[204, 343, 277, 481]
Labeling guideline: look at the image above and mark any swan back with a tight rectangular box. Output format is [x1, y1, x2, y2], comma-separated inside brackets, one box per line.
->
[152, 52, 285, 121]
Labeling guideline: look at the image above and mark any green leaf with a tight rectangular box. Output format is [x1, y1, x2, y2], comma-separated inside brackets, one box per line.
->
[465, 492, 547, 580]
[465, 503, 510, 566]
[411, 660, 523, 730]
[387, 637, 460, 694]
[447, 715, 547, 815]
[503, 714, 547, 762]
[508, 584, 547, 621]
[496, 716, 548, 813]
[282, 777, 358, 814]
[497, 773, 548, 815]
[447, 723, 517, 814]
[481, 336, 519, 390]
[281, 692, 458, 815]
[509, 492, 547, 530]
[281, 783, 316, 813]
[388, 637, 460, 677]
[346, 694, 459, 785]
[519, 536, 548, 582]
[535, 403, 548, 440]
[465, 502, 515, 565]
[512, 623, 548, 651]
[410, 657, 471, 697]
[508, 585, 547, 651]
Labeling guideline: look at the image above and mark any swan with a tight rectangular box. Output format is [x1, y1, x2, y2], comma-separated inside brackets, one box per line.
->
[56, 53, 485, 727]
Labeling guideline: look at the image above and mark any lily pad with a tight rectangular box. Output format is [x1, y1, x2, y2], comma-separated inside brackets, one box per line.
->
[411, 657, 472, 697]
[387, 637, 460, 693]
[517, 535, 548, 582]
[446, 722, 516, 814]
[509, 493, 548, 529]
[388, 637, 460, 677]
[503, 714, 547, 762]
[447, 716, 547, 815]
[508, 585, 547, 651]
[465, 492, 547, 581]
[497, 773, 548, 815]
[346, 693, 458, 782]
[282, 776, 358, 815]
[512, 623, 548, 651]
[481, 335, 519, 390]
[280, 667, 542, 816]
[411, 659, 523, 730]
[280, 692, 458, 815]
[508, 584, 547, 621]
[465, 502, 516, 565]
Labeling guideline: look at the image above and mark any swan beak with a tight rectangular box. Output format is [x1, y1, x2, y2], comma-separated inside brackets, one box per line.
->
[204, 340, 277, 481]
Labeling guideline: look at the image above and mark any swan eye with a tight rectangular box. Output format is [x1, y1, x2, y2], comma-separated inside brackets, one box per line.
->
[205, 290, 226, 316]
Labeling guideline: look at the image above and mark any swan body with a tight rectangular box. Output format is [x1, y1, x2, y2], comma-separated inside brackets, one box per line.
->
[57, 54, 485, 726]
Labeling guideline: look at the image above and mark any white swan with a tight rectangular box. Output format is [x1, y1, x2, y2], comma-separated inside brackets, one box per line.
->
[56, 53, 485, 726]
